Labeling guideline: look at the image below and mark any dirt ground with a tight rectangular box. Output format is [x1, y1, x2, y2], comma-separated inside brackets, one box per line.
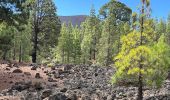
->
[0, 64, 48, 91]
[0, 61, 63, 100]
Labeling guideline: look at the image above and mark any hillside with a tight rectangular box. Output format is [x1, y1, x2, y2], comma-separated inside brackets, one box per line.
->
[59, 15, 87, 26]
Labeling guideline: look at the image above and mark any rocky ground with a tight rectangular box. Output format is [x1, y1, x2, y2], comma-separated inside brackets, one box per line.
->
[0, 61, 170, 100]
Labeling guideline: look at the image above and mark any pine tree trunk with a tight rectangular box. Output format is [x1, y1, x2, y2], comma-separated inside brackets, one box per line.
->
[62, 48, 64, 63]
[19, 42, 22, 63]
[22, 45, 25, 62]
[137, 3, 144, 100]
[118, 34, 121, 54]
[67, 52, 70, 63]
[106, 24, 111, 66]
[83, 56, 86, 64]
[74, 55, 76, 64]
[32, 26, 38, 63]
[2, 51, 7, 60]
[13, 44, 16, 60]
[74, 48, 76, 64]
[93, 37, 96, 60]
[89, 48, 92, 61]
[32, 0, 40, 63]
[138, 72, 143, 100]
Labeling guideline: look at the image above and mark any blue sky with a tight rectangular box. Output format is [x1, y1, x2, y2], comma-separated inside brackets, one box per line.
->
[54, 0, 170, 19]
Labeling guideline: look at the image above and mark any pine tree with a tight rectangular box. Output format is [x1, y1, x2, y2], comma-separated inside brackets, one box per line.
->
[31, 0, 61, 63]
[97, 12, 116, 66]
[114, 21, 131, 55]
[112, 0, 170, 100]
[166, 14, 170, 44]
[81, 19, 93, 64]
[0, 0, 27, 24]
[0, 23, 14, 60]
[54, 23, 75, 64]
[156, 19, 166, 41]
[54, 23, 67, 63]
[65, 23, 74, 63]
[113, 29, 170, 100]
[97, 19, 111, 65]
[99, 0, 132, 21]
[81, 5, 101, 64]
[132, 12, 138, 30]
[12, 22, 31, 62]
[72, 25, 81, 64]
[97, 0, 132, 66]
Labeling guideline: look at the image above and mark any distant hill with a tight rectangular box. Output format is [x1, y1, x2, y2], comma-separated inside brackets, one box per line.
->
[59, 15, 87, 26]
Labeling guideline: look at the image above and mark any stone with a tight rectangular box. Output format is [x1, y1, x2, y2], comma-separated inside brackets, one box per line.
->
[48, 77, 57, 82]
[44, 70, 48, 73]
[51, 66, 56, 70]
[81, 95, 91, 100]
[11, 81, 31, 91]
[51, 70, 56, 74]
[13, 63, 18, 67]
[24, 72, 31, 76]
[42, 67, 44, 70]
[65, 91, 77, 100]
[24, 92, 39, 100]
[35, 73, 41, 79]
[12, 69, 23, 73]
[5, 67, 10, 71]
[63, 64, 72, 71]
[29, 63, 38, 67]
[49, 93, 67, 100]
[9, 81, 13, 84]
[107, 95, 115, 100]
[41, 89, 52, 99]
[60, 88, 67, 93]
[67, 94, 77, 100]
[54, 71, 60, 79]
[31, 66, 37, 70]
[6, 62, 12, 68]
[34, 82, 43, 90]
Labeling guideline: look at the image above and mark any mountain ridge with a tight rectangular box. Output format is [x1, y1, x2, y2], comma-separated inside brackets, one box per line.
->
[59, 15, 88, 26]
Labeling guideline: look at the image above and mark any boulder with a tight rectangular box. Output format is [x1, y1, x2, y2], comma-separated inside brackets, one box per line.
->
[65, 91, 77, 100]
[6, 62, 12, 68]
[41, 89, 52, 99]
[31, 66, 37, 70]
[48, 77, 57, 82]
[35, 73, 41, 79]
[9, 81, 13, 84]
[81, 95, 91, 100]
[11, 81, 31, 91]
[51, 66, 56, 70]
[24, 92, 39, 100]
[54, 71, 60, 79]
[13, 63, 18, 67]
[60, 88, 67, 93]
[63, 64, 72, 71]
[12, 69, 23, 73]
[34, 82, 43, 90]
[49, 93, 67, 100]
[24, 72, 31, 76]
[44, 70, 48, 73]
[5, 67, 10, 71]
[107, 95, 115, 100]
[29, 63, 38, 67]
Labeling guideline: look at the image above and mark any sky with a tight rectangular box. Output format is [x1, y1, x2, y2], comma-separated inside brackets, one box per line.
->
[54, 0, 170, 19]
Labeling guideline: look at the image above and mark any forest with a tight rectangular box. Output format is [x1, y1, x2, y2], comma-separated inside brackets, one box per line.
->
[1, 0, 170, 100]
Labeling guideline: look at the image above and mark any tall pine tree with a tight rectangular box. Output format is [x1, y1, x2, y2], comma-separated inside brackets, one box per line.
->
[31, 0, 61, 63]
[81, 5, 101, 64]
